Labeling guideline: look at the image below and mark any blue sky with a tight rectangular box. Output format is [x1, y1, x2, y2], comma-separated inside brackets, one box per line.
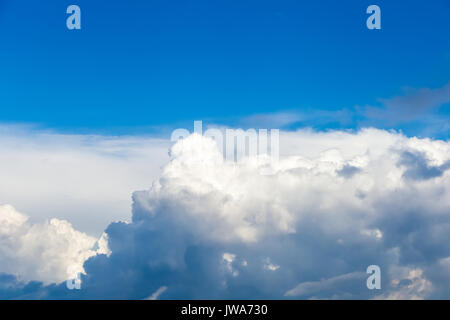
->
[0, 0, 449, 137]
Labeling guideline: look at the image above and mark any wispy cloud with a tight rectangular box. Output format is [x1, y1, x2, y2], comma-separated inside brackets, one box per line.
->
[364, 82, 450, 124]
[240, 82, 450, 138]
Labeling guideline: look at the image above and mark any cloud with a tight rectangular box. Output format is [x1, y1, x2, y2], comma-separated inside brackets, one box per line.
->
[373, 267, 432, 300]
[363, 82, 450, 127]
[146, 286, 168, 300]
[337, 164, 362, 178]
[0, 125, 170, 236]
[0, 204, 108, 284]
[399, 150, 450, 181]
[284, 272, 367, 298]
[1, 128, 450, 299]
[239, 109, 355, 130]
[240, 82, 450, 138]
[380, 82, 450, 119]
[241, 111, 304, 128]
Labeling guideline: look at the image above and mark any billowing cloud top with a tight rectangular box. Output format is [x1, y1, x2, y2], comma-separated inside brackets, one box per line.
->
[0, 204, 109, 285]
[0, 128, 449, 299]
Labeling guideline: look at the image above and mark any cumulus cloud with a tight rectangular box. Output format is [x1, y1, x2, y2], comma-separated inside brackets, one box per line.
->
[0, 204, 108, 284]
[1, 128, 450, 299]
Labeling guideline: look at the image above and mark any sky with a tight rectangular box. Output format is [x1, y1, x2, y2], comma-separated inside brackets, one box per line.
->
[0, 0, 448, 136]
[0, 0, 450, 300]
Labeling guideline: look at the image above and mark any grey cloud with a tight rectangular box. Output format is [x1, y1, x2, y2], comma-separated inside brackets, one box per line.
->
[399, 150, 450, 181]
[337, 165, 362, 178]
[381, 83, 450, 117]
[364, 82, 450, 125]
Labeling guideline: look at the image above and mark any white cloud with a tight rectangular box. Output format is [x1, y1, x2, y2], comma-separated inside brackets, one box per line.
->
[263, 258, 280, 271]
[373, 267, 432, 300]
[127, 129, 450, 298]
[1, 127, 450, 299]
[135, 129, 450, 245]
[0, 126, 170, 236]
[146, 286, 168, 300]
[222, 253, 239, 277]
[0, 204, 107, 284]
